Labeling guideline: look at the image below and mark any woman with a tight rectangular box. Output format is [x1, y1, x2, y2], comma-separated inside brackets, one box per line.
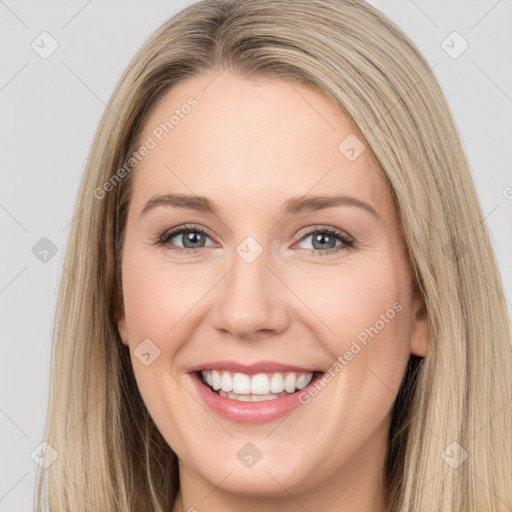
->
[35, 0, 512, 510]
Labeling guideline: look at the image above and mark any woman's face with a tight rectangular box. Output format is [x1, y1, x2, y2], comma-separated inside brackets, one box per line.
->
[116, 72, 427, 507]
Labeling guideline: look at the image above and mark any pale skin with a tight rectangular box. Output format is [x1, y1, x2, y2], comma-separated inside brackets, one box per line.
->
[116, 71, 428, 512]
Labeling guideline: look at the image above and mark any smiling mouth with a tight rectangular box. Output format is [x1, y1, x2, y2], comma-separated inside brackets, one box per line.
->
[196, 370, 325, 402]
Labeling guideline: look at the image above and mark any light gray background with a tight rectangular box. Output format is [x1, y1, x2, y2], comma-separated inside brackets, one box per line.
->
[1, 1, 511, 510]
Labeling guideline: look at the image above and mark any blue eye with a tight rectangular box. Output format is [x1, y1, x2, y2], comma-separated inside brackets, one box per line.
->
[157, 225, 214, 253]
[295, 227, 354, 255]
[156, 224, 354, 256]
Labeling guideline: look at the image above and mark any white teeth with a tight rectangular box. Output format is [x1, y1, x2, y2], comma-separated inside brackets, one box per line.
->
[251, 373, 271, 394]
[270, 373, 285, 393]
[219, 390, 285, 401]
[296, 373, 312, 389]
[212, 370, 221, 390]
[220, 371, 232, 392]
[200, 370, 314, 398]
[284, 373, 296, 393]
[232, 372, 251, 394]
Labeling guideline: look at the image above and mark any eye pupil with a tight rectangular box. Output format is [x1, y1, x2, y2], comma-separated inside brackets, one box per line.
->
[184, 231, 205, 248]
[313, 232, 336, 250]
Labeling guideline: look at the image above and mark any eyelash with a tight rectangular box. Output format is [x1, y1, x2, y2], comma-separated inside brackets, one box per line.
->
[155, 224, 355, 257]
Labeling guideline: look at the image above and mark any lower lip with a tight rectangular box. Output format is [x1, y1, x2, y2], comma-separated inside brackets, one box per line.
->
[189, 371, 323, 425]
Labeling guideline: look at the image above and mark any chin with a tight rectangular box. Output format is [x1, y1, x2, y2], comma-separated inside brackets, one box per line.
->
[199, 457, 307, 497]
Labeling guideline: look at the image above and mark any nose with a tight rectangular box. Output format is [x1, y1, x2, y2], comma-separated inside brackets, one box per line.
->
[209, 249, 291, 340]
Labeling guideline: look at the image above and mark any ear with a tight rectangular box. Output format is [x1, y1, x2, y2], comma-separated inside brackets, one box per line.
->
[116, 312, 129, 347]
[409, 287, 428, 357]
[113, 287, 129, 347]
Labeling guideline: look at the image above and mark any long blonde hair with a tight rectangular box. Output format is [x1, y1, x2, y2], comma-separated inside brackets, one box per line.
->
[35, 0, 512, 510]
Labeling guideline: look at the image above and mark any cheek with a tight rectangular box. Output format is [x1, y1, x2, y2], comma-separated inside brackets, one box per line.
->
[120, 248, 200, 435]
[121, 247, 211, 341]
[292, 262, 411, 449]
[290, 258, 411, 388]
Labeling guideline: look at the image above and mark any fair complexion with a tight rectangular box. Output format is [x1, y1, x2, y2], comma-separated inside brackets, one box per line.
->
[116, 71, 428, 512]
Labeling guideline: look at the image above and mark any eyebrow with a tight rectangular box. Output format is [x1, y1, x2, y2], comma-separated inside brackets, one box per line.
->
[140, 193, 380, 219]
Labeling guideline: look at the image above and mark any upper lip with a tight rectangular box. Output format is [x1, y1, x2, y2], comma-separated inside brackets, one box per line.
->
[187, 360, 323, 375]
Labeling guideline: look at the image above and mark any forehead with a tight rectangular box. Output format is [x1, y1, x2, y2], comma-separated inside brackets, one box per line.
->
[129, 72, 392, 218]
